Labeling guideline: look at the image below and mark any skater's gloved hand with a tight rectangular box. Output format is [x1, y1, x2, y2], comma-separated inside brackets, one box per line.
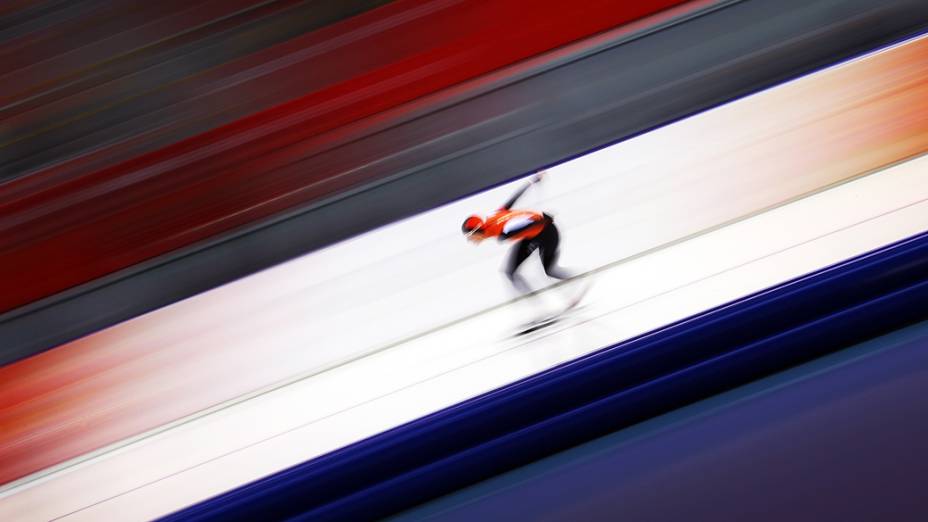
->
[532, 170, 546, 184]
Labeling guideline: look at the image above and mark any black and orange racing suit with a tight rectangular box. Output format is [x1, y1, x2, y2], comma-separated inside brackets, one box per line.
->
[482, 182, 573, 293]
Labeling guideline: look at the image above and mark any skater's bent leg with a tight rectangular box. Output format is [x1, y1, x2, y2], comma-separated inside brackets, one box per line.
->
[530, 223, 588, 309]
[538, 225, 574, 281]
[507, 272, 533, 294]
[542, 248, 574, 280]
[543, 260, 574, 281]
[541, 245, 588, 307]
[505, 240, 534, 295]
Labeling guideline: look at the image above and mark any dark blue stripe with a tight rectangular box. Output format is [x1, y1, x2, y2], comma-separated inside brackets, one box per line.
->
[165, 230, 928, 522]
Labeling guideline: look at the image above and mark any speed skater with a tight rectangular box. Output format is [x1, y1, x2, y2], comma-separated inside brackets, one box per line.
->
[461, 170, 585, 307]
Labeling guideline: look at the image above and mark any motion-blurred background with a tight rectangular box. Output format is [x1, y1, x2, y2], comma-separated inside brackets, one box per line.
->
[2, 1, 928, 520]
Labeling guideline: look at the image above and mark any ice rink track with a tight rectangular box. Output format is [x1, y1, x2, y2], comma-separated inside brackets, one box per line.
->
[4, 138, 928, 522]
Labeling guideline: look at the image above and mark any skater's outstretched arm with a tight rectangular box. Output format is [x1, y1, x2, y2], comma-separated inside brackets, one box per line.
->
[500, 170, 545, 210]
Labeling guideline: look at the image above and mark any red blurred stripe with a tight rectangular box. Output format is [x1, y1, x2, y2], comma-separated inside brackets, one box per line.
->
[0, 0, 686, 313]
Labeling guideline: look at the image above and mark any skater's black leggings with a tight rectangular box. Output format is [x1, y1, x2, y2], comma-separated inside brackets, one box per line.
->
[505, 223, 572, 294]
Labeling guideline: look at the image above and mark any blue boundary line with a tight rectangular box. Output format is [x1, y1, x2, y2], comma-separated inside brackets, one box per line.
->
[164, 227, 928, 521]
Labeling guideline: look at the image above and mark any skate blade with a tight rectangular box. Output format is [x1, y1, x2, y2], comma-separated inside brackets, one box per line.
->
[514, 316, 560, 336]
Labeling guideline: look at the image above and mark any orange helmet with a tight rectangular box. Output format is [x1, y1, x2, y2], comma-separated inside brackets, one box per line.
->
[461, 215, 484, 236]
